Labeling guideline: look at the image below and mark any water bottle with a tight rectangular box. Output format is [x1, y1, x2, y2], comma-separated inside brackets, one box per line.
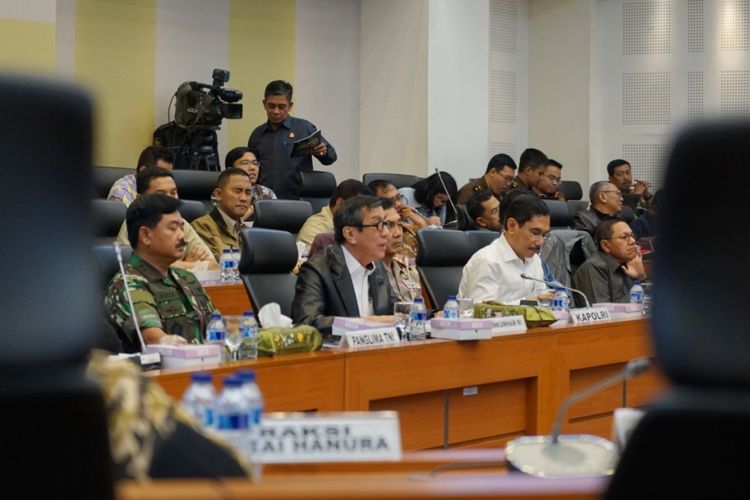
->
[552, 288, 570, 311]
[410, 297, 427, 341]
[238, 311, 259, 360]
[236, 369, 264, 480]
[443, 295, 460, 319]
[181, 372, 216, 428]
[220, 249, 233, 283]
[629, 280, 645, 305]
[206, 313, 227, 360]
[214, 376, 251, 459]
[231, 249, 241, 282]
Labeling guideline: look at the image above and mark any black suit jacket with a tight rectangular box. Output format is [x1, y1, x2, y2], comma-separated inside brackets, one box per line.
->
[291, 244, 396, 334]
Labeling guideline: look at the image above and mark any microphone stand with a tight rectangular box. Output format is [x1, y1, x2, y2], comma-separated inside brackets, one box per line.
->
[520, 273, 591, 308]
[434, 167, 458, 227]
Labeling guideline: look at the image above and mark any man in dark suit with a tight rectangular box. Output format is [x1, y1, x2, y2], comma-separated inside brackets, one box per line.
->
[292, 195, 397, 334]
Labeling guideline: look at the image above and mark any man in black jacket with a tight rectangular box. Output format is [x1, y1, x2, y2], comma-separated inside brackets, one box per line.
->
[292, 195, 397, 334]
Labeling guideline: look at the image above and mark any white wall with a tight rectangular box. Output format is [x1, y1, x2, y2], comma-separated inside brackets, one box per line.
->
[360, 0, 429, 177]
[296, 0, 361, 184]
[427, 0, 490, 187]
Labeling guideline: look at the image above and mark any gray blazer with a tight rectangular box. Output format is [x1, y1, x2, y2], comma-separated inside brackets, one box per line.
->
[292, 243, 396, 334]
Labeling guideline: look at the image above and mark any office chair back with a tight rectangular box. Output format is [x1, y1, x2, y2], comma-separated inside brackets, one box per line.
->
[362, 172, 423, 189]
[238, 228, 299, 320]
[456, 204, 477, 230]
[172, 169, 217, 208]
[542, 199, 572, 229]
[91, 198, 127, 244]
[178, 199, 208, 223]
[466, 230, 499, 253]
[253, 199, 313, 236]
[416, 229, 475, 309]
[92, 166, 135, 198]
[299, 170, 336, 214]
[558, 180, 583, 200]
[94, 243, 133, 292]
[566, 200, 589, 219]
[1, 75, 113, 497]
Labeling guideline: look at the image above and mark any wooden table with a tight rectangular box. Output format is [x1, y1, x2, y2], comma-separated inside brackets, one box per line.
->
[147, 318, 665, 450]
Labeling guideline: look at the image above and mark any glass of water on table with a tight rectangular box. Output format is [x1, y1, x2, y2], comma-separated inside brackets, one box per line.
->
[393, 301, 412, 341]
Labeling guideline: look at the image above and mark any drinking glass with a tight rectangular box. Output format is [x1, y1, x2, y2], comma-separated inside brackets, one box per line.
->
[393, 301, 412, 341]
[457, 297, 474, 318]
[223, 315, 243, 361]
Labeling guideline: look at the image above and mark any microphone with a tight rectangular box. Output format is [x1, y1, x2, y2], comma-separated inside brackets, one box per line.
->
[112, 242, 161, 368]
[520, 273, 591, 309]
[434, 167, 458, 227]
[505, 357, 651, 478]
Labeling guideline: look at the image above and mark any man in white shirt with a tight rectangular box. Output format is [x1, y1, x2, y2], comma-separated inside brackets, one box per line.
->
[459, 194, 554, 304]
[292, 195, 397, 335]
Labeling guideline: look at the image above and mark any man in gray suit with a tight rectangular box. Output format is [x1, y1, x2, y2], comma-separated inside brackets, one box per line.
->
[292, 195, 397, 334]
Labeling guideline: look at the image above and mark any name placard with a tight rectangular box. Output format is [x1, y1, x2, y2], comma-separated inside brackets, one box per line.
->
[569, 307, 613, 325]
[257, 412, 402, 463]
[490, 315, 527, 337]
[339, 327, 400, 348]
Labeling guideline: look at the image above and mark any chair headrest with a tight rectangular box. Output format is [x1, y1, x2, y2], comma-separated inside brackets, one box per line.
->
[542, 199, 571, 228]
[300, 171, 337, 197]
[178, 199, 208, 223]
[465, 230, 499, 253]
[91, 199, 127, 237]
[239, 228, 299, 274]
[253, 200, 313, 234]
[172, 170, 217, 201]
[559, 180, 583, 200]
[416, 229, 474, 267]
[362, 172, 423, 189]
[93, 244, 133, 291]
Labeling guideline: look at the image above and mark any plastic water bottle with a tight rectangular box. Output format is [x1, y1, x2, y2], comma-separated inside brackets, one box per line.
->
[410, 297, 427, 341]
[238, 311, 259, 360]
[214, 376, 251, 459]
[181, 372, 216, 428]
[443, 295, 460, 319]
[220, 249, 233, 283]
[231, 249, 241, 282]
[552, 288, 570, 311]
[206, 313, 227, 360]
[629, 280, 645, 305]
[236, 369, 264, 480]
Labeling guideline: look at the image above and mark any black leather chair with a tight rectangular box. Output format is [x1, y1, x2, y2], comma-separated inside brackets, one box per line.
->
[2, 75, 114, 497]
[172, 169, 217, 208]
[558, 180, 583, 200]
[92, 166, 134, 198]
[542, 199, 572, 229]
[456, 204, 477, 230]
[179, 199, 208, 223]
[416, 229, 475, 310]
[566, 200, 589, 220]
[299, 170, 336, 213]
[238, 228, 298, 320]
[91, 198, 128, 244]
[362, 172, 422, 189]
[253, 199, 313, 237]
[466, 229, 499, 253]
[604, 121, 750, 499]
[94, 243, 133, 291]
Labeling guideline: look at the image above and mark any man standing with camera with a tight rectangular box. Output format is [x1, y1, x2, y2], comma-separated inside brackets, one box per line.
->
[248, 80, 337, 199]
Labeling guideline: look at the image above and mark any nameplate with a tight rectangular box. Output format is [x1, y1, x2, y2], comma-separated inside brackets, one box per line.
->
[490, 315, 527, 337]
[257, 412, 402, 463]
[339, 327, 400, 348]
[569, 307, 613, 325]
[332, 316, 395, 336]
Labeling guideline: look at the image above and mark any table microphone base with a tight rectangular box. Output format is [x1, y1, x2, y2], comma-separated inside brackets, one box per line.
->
[505, 434, 618, 478]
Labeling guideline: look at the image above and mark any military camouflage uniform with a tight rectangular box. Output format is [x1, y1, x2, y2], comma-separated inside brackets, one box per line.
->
[104, 253, 217, 352]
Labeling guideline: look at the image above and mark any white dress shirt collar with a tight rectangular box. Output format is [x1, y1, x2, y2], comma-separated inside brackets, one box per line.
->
[341, 245, 375, 316]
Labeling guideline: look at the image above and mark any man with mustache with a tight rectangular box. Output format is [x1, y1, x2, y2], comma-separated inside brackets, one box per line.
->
[104, 194, 219, 351]
[191, 167, 253, 261]
[459, 193, 554, 304]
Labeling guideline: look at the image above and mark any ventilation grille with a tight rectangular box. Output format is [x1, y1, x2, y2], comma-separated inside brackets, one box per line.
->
[687, 71, 704, 123]
[490, 0, 517, 54]
[688, 0, 704, 53]
[623, 1, 672, 55]
[721, 0, 750, 51]
[489, 70, 517, 124]
[622, 143, 669, 189]
[489, 142, 516, 159]
[622, 72, 671, 125]
[721, 70, 750, 118]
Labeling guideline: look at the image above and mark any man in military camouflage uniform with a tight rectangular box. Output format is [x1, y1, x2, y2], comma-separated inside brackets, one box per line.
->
[511, 148, 549, 192]
[105, 193, 218, 352]
[533, 158, 567, 201]
[457, 153, 517, 205]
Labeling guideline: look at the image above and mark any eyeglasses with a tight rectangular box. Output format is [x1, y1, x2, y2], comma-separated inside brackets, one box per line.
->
[500, 174, 515, 183]
[388, 194, 404, 202]
[600, 190, 623, 198]
[352, 220, 398, 232]
[605, 233, 636, 242]
[238, 159, 260, 167]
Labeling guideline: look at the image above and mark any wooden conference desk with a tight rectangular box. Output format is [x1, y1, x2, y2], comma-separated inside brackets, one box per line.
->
[148, 318, 664, 450]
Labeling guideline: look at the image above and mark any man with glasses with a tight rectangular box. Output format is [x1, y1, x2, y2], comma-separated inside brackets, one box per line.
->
[368, 179, 431, 258]
[533, 159, 566, 201]
[572, 181, 623, 236]
[457, 153, 517, 204]
[572, 219, 646, 306]
[292, 195, 397, 335]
